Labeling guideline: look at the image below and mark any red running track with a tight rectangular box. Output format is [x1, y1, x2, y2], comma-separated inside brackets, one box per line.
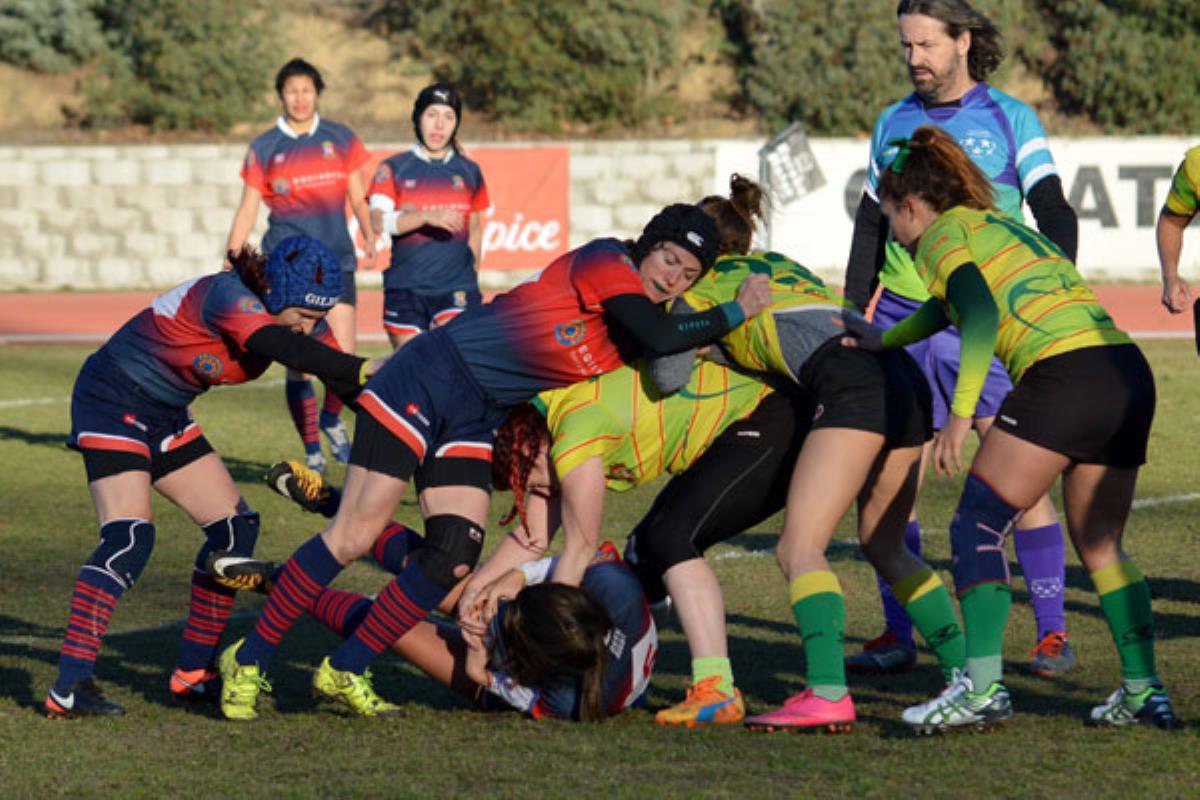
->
[0, 286, 1192, 344]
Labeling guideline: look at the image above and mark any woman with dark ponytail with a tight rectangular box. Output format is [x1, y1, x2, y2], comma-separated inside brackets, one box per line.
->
[637, 173, 968, 733]
[846, 124, 1175, 732]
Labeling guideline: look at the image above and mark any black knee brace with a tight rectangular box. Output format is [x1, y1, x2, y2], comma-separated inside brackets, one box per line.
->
[86, 519, 156, 590]
[411, 514, 484, 590]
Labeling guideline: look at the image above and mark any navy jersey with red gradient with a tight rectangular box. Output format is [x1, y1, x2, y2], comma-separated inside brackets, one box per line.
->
[242, 115, 370, 270]
[489, 543, 658, 720]
[442, 238, 647, 406]
[103, 271, 338, 408]
[369, 147, 490, 294]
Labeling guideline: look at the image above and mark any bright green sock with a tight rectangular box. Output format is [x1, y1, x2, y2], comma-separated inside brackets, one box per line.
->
[789, 570, 847, 702]
[691, 656, 735, 695]
[892, 567, 966, 683]
[1092, 560, 1159, 684]
[960, 582, 1011, 690]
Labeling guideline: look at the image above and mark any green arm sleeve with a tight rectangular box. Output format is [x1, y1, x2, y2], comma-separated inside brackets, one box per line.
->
[942, 263, 1001, 419]
[880, 298, 951, 348]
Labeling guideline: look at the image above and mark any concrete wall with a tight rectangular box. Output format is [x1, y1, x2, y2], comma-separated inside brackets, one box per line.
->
[0, 140, 722, 290]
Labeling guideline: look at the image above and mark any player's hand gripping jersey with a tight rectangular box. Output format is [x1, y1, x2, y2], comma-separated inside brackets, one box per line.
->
[241, 116, 369, 267]
[369, 147, 490, 293]
[865, 84, 1060, 302]
[104, 271, 340, 408]
[904, 206, 1132, 417]
[534, 360, 772, 492]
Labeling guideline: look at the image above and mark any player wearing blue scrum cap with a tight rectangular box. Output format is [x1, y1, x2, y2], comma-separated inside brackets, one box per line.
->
[45, 236, 384, 719]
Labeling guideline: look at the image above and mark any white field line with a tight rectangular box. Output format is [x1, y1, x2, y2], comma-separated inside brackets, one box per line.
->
[0, 379, 286, 411]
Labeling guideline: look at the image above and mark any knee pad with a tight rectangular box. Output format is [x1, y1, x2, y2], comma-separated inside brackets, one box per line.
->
[950, 474, 1021, 595]
[411, 514, 484, 590]
[86, 519, 156, 590]
[196, 511, 261, 568]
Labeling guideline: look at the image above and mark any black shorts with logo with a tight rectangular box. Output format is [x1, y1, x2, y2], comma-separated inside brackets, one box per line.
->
[798, 338, 932, 448]
[992, 343, 1154, 467]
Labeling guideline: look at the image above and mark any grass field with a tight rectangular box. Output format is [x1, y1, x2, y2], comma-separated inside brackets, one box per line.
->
[1, 342, 1198, 798]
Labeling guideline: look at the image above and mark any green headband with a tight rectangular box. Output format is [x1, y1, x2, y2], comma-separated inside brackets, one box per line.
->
[887, 137, 912, 174]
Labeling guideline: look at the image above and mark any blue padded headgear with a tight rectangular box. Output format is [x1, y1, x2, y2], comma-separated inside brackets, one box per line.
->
[262, 236, 342, 315]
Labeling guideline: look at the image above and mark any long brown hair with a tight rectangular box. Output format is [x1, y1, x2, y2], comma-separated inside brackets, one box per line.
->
[877, 125, 996, 213]
[698, 173, 766, 257]
[500, 583, 613, 722]
[492, 404, 551, 531]
[227, 245, 269, 298]
[897, 0, 1004, 82]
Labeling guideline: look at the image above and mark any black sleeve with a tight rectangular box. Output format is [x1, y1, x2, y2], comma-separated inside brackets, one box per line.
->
[1026, 175, 1078, 262]
[843, 194, 888, 312]
[601, 293, 738, 358]
[244, 325, 366, 401]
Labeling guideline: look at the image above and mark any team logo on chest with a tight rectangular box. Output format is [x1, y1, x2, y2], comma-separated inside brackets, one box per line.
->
[554, 319, 587, 346]
[272, 177, 291, 196]
[322, 141, 336, 159]
[451, 175, 465, 190]
[194, 353, 225, 381]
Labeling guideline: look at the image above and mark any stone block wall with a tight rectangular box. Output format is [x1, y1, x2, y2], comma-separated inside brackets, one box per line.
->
[0, 139, 723, 290]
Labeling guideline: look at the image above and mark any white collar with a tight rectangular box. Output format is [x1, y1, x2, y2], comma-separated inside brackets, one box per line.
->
[277, 112, 321, 139]
[412, 144, 455, 165]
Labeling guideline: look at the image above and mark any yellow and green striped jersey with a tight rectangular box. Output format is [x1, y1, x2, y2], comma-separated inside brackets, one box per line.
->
[1165, 145, 1200, 218]
[915, 206, 1132, 380]
[683, 251, 852, 382]
[534, 360, 771, 492]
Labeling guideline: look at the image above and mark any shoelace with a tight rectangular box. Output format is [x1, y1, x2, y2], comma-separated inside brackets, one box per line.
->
[1030, 632, 1067, 658]
[291, 463, 327, 502]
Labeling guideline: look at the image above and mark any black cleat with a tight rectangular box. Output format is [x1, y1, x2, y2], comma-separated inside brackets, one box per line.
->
[204, 551, 276, 594]
[45, 678, 126, 719]
[266, 460, 340, 517]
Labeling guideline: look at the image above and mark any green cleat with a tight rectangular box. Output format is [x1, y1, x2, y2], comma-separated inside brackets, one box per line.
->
[312, 657, 403, 717]
[1089, 684, 1178, 730]
[218, 639, 271, 721]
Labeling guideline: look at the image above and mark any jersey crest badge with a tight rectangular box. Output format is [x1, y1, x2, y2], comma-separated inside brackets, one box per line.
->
[193, 353, 225, 381]
[554, 319, 587, 347]
[322, 141, 336, 159]
[272, 177, 291, 196]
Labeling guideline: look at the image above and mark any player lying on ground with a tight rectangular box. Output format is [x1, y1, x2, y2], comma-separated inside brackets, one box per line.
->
[641, 175, 966, 733]
[844, 125, 1177, 732]
[46, 236, 382, 719]
[216, 204, 772, 720]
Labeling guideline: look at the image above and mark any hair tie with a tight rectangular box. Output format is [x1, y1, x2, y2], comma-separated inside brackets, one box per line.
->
[887, 137, 913, 174]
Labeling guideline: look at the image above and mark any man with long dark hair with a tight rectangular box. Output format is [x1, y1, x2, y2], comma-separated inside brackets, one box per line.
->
[842, 0, 1079, 679]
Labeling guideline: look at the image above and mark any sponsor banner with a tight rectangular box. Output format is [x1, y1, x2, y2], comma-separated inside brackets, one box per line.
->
[350, 146, 569, 272]
[715, 136, 1200, 282]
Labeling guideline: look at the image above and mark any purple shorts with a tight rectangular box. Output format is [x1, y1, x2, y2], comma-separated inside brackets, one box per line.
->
[871, 289, 1013, 429]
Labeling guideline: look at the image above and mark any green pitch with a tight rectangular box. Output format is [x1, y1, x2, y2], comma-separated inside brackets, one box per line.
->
[0, 342, 1197, 798]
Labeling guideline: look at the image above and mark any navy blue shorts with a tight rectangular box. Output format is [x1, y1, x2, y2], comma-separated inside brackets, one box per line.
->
[68, 350, 214, 482]
[338, 270, 357, 307]
[872, 288, 1012, 429]
[383, 288, 481, 338]
[352, 327, 503, 490]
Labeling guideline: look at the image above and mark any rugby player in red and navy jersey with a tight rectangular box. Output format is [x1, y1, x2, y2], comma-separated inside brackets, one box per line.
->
[45, 237, 382, 719]
[370, 83, 491, 349]
[226, 58, 376, 474]
[217, 204, 774, 721]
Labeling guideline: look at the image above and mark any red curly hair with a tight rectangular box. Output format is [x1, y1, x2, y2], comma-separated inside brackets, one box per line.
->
[492, 404, 551, 532]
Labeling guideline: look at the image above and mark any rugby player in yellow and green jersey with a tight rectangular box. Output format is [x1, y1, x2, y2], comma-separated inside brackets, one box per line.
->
[1157, 144, 1200, 314]
[533, 359, 772, 493]
[881, 205, 1132, 423]
[650, 251, 863, 395]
